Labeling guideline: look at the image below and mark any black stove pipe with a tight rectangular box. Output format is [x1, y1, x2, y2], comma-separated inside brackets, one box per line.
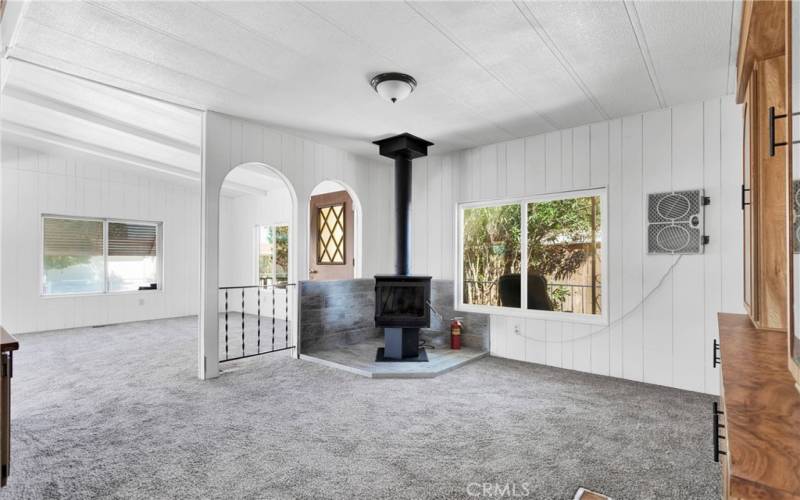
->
[373, 133, 434, 276]
[394, 154, 412, 275]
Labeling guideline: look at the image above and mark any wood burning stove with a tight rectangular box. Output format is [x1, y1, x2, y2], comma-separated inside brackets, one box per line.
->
[372, 133, 435, 361]
[374, 275, 431, 328]
[374, 275, 431, 360]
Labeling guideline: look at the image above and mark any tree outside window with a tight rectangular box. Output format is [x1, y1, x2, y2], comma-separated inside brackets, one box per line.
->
[461, 193, 602, 316]
[258, 225, 289, 287]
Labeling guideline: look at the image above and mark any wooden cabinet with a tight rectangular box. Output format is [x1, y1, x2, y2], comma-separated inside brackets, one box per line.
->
[0, 327, 18, 488]
[738, 1, 789, 331]
[717, 314, 800, 500]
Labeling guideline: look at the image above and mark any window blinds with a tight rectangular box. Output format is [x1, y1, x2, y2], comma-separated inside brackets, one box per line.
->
[43, 218, 103, 256]
[108, 223, 157, 257]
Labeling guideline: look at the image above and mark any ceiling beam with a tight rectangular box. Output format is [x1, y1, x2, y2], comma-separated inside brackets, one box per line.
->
[4, 84, 201, 155]
[2, 119, 199, 180]
[0, 0, 30, 91]
[2, 120, 269, 197]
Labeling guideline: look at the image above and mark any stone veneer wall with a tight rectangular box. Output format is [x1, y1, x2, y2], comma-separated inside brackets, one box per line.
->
[299, 279, 489, 352]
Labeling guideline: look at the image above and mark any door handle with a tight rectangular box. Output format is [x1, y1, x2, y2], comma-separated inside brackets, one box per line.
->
[309, 269, 318, 274]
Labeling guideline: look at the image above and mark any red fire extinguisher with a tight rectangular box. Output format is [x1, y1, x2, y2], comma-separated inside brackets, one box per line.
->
[450, 317, 463, 350]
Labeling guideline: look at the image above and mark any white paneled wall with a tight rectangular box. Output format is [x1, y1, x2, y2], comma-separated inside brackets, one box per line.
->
[203, 113, 395, 283]
[219, 190, 291, 287]
[199, 111, 395, 378]
[410, 96, 744, 395]
[0, 145, 200, 333]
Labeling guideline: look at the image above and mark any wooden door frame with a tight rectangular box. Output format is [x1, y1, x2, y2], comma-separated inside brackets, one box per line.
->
[307, 183, 363, 280]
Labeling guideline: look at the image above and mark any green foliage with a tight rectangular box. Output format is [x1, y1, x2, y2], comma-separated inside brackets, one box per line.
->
[463, 205, 521, 305]
[275, 225, 289, 281]
[44, 255, 91, 271]
[260, 225, 289, 284]
[462, 197, 600, 307]
[527, 197, 598, 281]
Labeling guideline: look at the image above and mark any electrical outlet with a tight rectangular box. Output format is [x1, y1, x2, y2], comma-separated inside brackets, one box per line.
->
[513, 323, 522, 335]
[138, 298, 145, 306]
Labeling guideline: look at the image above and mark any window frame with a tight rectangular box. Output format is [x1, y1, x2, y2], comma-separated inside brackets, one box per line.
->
[254, 223, 289, 286]
[315, 202, 347, 266]
[455, 187, 608, 325]
[40, 214, 163, 298]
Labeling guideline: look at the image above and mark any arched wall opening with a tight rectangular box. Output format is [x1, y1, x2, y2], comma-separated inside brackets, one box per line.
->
[200, 159, 299, 379]
[308, 179, 364, 281]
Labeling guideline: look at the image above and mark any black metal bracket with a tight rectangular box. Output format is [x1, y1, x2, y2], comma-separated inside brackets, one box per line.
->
[741, 184, 750, 210]
[702, 196, 711, 206]
[703, 235, 710, 245]
[713, 338, 721, 368]
[768, 106, 800, 157]
[713, 401, 727, 462]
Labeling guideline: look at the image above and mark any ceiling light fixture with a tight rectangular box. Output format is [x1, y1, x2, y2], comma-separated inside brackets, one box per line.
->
[370, 72, 417, 103]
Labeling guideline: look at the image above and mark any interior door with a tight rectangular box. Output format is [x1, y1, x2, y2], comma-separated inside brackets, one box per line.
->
[309, 190, 354, 281]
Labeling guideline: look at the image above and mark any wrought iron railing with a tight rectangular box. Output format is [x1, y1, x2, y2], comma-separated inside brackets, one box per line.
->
[218, 283, 295, 363]
[463, 279, 599, 314]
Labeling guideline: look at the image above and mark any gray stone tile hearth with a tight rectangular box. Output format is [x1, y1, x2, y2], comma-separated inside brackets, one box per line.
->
[298, 278, 489, 353]
[301, 338, 488, 379]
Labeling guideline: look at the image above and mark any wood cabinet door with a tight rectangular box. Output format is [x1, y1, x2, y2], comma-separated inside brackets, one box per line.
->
[744, 95, 755, 317]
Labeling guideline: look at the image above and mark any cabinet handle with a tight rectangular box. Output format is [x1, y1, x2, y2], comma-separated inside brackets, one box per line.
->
[713, 402, 727, 462]
[741, 184, 750, 210]
[713, 338, 721, 368]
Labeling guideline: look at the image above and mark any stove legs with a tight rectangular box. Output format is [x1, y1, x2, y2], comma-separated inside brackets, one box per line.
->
[383, 328, 419, 359]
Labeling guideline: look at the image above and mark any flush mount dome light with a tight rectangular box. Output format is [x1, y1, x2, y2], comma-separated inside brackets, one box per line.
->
[370, 72, 417, 103]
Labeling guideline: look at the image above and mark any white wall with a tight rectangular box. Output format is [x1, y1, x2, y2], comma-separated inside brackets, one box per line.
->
[199, 111, 395, 378]
[219, 188, 291, 288]
[218, 188, 291, 320]
[410, 95, 744, 395]
[1, 144, 200, 333]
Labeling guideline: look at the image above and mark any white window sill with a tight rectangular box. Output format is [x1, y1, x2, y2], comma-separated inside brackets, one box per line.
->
[40, 289, 164, 299]
[456, 303, 608, 326]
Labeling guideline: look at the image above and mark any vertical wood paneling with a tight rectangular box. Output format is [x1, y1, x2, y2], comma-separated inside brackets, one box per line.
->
[442, 156, 455, 281]
[621, 114, 645, 382]
[671, 103, 706, 392]
[507, 139, 525, 198]
[427, 155, 444, 279]
[1, 145, 202, 333]
[545, 132, 562, 193]
[642, 109, 673, 387]
[496, 142, 508, 200]
[412, 157, 428, 276]
[423, 96, 741, 394]
[589, 122, 610, 375]
[608, 119, 624, 378]
[525, 135, 546, 194]
[703, 99, 723, 394]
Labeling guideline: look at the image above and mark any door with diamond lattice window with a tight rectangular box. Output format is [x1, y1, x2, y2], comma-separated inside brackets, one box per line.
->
[309, 190, 354, 281]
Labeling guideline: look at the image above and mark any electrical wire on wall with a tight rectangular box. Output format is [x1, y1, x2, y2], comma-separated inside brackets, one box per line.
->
[518, 255, 683, 344]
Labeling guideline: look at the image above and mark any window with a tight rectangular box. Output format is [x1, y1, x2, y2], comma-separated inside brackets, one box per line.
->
[257, 224, 289, 286]
[42, 216, 161, 296]
[317, 204, 345, 264]
[458, 189, 606, 323]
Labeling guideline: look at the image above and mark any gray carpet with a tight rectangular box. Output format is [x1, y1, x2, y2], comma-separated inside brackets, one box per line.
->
[2, 317, 719, 499]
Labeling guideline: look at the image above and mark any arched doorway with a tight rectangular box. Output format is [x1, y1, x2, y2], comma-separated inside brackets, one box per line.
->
[213, 162, 299, 368]
[308, 180, 363, 281]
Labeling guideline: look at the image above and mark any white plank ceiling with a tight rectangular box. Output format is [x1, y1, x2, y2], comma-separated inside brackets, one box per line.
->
[2, 0, 740, 167]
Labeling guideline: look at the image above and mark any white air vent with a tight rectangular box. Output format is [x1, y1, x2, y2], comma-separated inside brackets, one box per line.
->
[647, 189, 706, 254]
